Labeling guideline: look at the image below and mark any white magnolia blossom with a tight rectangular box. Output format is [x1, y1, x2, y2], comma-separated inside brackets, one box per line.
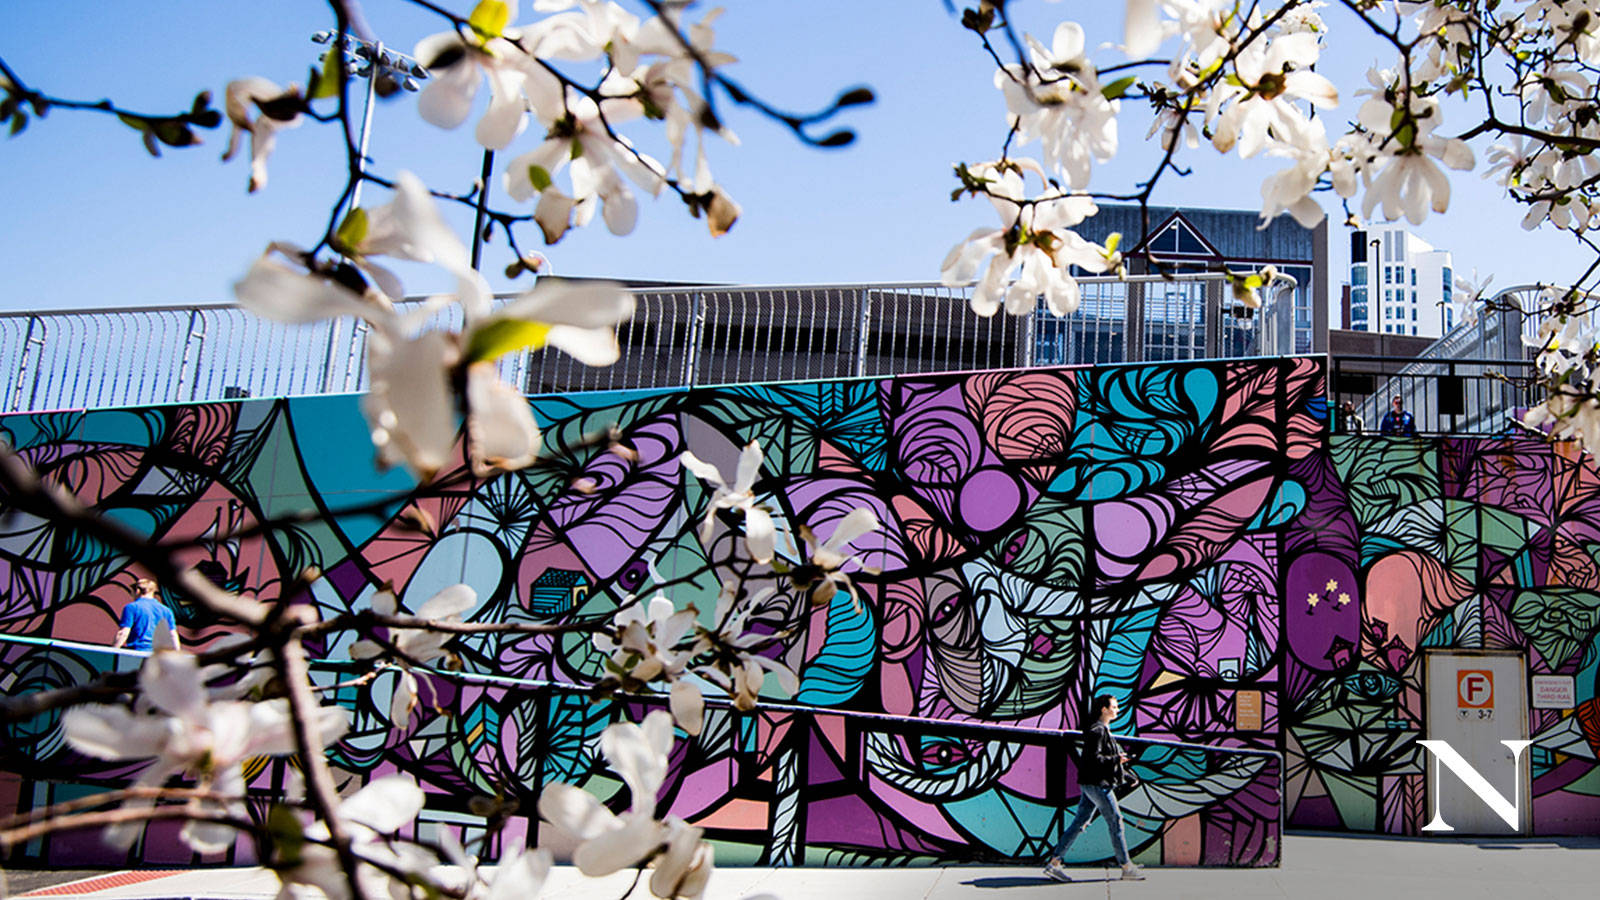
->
[64, 652, 349, 853]
[691, 583, 798, 711]
[794, 507, 882, 612]
[414, 2, 531, 149]
[996, 22, 1119, 189]
[680, 440, 776, 563]
[592, 592, 706, 733]
[435, 831, 554, 900]
[350, 584, 476, 726]
[221, 77, 304, 193]
[539, 710, 716, 899]
[940, 159, 1119, 317]
[274, 775, 432, 900]
[235, 173, 633, 479]
[504, 92, 669, 241]
[1339, 71, 1474, 226]
[1204, 30, 1336, 160]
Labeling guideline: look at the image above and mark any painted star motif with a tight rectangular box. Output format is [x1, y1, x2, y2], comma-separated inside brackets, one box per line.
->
[1325, 579, 1339, 592]
[1306, 592, 1321, 608]
[1337, 592, 1352, 606]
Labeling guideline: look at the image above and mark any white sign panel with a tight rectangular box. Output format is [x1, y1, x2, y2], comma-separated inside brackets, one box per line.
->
[1532, 675, 1576, 710]
[1423, 651, 1530, 834]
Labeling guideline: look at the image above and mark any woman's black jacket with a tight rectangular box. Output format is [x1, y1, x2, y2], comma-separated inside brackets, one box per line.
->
[1076, 720, 1122, 787]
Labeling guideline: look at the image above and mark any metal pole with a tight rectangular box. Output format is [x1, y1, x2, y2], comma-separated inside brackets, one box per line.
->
[345, 41, 381, 214]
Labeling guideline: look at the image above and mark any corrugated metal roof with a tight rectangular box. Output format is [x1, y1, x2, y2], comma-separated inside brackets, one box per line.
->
[1082, 204, 1318, 263]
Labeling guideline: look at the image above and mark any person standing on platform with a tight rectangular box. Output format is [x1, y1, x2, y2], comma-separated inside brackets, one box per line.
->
[113, 577, 180, 652]
[1379, 395, 1416, 436]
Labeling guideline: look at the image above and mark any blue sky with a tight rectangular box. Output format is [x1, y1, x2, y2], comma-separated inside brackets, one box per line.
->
[2, 1, 1588, 313]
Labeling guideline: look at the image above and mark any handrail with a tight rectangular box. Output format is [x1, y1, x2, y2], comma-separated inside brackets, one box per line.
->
[0, 632, 1279, 764]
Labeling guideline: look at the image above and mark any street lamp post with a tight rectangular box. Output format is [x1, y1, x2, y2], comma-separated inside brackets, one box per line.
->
[311, 31, 428, 214]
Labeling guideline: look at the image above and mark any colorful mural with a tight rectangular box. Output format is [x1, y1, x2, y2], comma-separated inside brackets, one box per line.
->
[1, 356, 1597, 870]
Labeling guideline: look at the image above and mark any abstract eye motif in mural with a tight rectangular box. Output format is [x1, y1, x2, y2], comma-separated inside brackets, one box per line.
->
[1342, 671, 1400, 701]
[1001, 533, 1027, 566]
[929, 591, 970, 630]
[917, 736, 978, 773]
[615, 559, 652, 594]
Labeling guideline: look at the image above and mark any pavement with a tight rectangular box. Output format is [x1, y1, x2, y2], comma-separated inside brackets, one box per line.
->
[5, 832, 1596, 900]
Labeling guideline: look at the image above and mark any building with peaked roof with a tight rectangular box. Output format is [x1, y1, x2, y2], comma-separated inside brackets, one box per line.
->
[1075, 204, 1330, 355]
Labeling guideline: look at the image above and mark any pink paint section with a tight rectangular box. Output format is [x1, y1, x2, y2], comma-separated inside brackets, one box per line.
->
[1162, 813, 1202, 866]
[692, 797, 770, 831]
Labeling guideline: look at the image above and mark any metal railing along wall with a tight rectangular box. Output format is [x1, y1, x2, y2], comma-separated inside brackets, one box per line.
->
[2, 273, 1293, 413]
[1329, 284, 1544, 436]
[1330, 355, 1538, 436]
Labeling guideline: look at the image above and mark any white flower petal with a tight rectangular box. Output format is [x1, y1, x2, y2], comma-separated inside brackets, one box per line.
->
[496, 280, 636, 329]
[414, 585, 472, 625]
[670, 680, 705, 736]
[486, 847, 552, 900]
[543, 325, 622, 366]
[141, 652, 207, 722]
[573, 813, 663, 876]
[601, 716, 669, 809]
[538, 782, 620, 841]
[339, 775, 426, 835]
[62, 705, 170, 759]
[743, 505, 775, 564]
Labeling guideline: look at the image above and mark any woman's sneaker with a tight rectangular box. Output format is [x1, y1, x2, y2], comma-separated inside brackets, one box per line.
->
[1120, 864, 1145, 880]
[1042, 859, 1071, 882]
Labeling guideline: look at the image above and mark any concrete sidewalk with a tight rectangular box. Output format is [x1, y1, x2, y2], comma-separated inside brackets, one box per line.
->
[8, 833, 1597, 900]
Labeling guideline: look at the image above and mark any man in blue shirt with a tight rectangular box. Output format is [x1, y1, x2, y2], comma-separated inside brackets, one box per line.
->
[113, 578, 180, 651]
[1379, 396, 1416, 436]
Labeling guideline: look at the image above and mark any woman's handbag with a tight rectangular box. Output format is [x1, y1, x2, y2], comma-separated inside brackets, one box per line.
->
[1113, 757, 1140, 799]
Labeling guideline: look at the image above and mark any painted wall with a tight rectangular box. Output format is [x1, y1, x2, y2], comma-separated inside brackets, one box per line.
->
[1, 356, 1595, 869]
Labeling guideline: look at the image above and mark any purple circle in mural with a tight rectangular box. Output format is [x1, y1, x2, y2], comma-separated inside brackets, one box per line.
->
[1285, 551, 1362, 673]
[1097, 498, 1158, 558]
[959, 468, 1022, 533]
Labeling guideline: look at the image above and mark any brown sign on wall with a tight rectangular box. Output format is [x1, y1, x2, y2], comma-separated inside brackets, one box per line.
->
[1236, 690, 1263, 732]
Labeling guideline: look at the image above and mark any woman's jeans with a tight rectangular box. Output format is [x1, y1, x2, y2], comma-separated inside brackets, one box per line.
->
[1047, 783, 1130, 865]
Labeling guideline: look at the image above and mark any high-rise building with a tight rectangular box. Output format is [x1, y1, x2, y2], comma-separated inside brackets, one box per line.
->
[1348, 227, 1455, 338]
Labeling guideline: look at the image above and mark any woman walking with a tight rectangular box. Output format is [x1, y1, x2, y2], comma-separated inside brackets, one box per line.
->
[1042, 694, 1144, 882]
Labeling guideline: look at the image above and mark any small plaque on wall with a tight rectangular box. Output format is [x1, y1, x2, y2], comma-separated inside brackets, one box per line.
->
[1236, 690, 1263, 731]
[1532, 675, 1576, 709]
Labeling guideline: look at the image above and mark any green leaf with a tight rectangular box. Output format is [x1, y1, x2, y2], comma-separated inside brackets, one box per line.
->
[8, 111, 26, 136]
[465, 317, 553, 364]
[310, 50, 341, 100]
[266, 804, 305, 866]
[468, 0, 511, 42]
[527, 164, 553, 193]
[334, 207, 369, 255]
[1102, 76, 1137, 100]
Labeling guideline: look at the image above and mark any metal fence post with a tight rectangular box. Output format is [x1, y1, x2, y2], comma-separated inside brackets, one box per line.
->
[854, 289, 873, 378]
[682, 291, 707, 387]
[319, 317, 346, 395]
[13, 316, 47, 412]
[176, 309, 207, 401]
